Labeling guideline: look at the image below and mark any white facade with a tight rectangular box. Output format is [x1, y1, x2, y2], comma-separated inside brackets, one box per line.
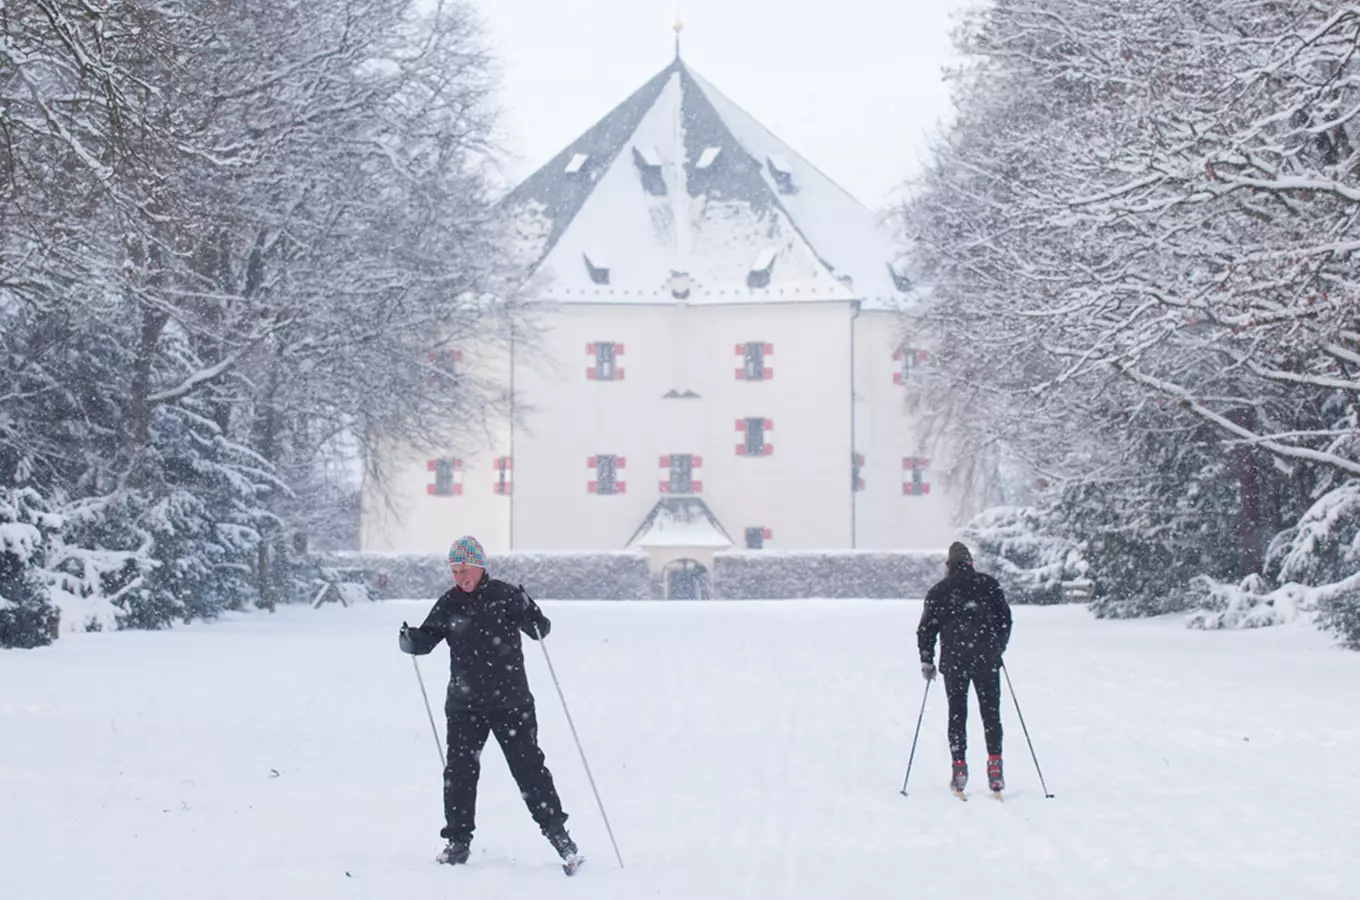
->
[359, 57, 962, 559]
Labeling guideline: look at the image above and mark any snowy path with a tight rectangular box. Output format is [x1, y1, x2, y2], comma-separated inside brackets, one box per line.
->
[3, 600, 1357, 899]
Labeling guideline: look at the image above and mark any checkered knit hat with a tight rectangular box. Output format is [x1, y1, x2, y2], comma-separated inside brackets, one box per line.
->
[447, 535, 487, 569]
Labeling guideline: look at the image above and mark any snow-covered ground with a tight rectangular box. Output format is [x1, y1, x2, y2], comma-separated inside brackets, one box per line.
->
[3, 599, 1357, 899]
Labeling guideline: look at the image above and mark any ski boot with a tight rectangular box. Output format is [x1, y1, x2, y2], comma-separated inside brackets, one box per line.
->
[950, 759, 968, 797]
[435, 839, 470, 866]
[987, 754, 1005, 797]
[546, 826, 585, 876]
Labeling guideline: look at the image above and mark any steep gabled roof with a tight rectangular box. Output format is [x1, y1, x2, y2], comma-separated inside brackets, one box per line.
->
[501, 59, 910, 308]
[627, 497, 733, 550]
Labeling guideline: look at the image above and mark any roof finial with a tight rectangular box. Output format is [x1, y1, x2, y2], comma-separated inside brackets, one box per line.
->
[672, 17, 684, 61]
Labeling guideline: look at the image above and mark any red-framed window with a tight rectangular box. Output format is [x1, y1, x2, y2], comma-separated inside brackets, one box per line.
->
[427, 349, 463, 385]
[659, 454, 703, 494]
[427, 459, 463, 496]
[744, 526, 772, 549]
[587, 342, 625, 381]
[902, 457, 931, 496]
[736, 418, 774, 456]
[493, 457, 512, 495]
[893, 347, 929, 385]
[735, 342, 774, 380]
[587, 455, 627, 494]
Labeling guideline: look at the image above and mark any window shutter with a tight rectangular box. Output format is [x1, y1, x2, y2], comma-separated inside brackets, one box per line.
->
[586, 343, 597, 380]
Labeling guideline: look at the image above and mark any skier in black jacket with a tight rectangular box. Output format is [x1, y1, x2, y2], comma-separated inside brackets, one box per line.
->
[917, 541, 1013, 795]
[399, 535, 580, 869]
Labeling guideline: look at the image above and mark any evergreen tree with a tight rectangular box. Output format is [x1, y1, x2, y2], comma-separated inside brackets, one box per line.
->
[0, 487, 57, 649]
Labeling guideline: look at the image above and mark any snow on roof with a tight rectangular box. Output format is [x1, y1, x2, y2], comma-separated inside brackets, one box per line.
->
[628, 497, 733, 550]
[499, 60, 912, 309]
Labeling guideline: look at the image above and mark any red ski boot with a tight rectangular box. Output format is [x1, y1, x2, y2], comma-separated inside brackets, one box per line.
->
[950, 759, 968, 797]
[987, 754, 1005, 796]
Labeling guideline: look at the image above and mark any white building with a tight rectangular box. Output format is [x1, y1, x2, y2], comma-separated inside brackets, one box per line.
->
[360, 54, 959, 574]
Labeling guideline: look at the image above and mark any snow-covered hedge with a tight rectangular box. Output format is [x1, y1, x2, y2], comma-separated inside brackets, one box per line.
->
[711, 550, 946, 599]
[317, 551, 654, 601]
[319, 548, 1096, 602]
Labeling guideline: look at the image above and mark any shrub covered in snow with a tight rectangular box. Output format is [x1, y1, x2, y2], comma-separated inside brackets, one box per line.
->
[960, 506, 1088, 605]
[0, 490, 58, 649]
[711, 550, 946, 600]
[1188, 483, 1360, 647]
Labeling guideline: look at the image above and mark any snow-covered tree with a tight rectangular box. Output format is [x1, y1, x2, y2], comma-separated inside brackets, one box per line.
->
[899, 0, 1359, 644]
[1, 0, 512, 630]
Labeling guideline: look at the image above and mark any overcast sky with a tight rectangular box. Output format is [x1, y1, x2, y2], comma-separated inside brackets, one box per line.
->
[475, 0, 972, 213]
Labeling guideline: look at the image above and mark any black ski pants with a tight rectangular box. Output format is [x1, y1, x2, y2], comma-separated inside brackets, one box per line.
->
[942, 659, 1003, 760]
[441, 703, 567, 843]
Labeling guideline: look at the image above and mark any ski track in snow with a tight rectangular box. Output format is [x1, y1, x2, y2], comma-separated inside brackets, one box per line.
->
[2, 600, 1357, 899]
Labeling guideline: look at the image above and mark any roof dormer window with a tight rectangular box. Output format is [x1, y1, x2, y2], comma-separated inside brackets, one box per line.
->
[668, 271, 692, 300]
[766, 154, 795, 193]
[887, 261, 911, 292]
[565, 152, 589, 175]
[583, 252, 610, 285]
[697, 147, 722, 170]
[748, 248, 777, 289]
[632, 146, 667, 196]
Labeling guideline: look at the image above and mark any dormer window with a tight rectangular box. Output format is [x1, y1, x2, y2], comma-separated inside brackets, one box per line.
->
[632, 146, 666, 196]
[748, 248, 777, 289]
[767, 154, 795, 193]
[583, 252, 610, 285]
[697, 147, 722, 170]
[668, 271, 692, 300]
[887, 261, 912, 292]
[565, 152, 589, 175]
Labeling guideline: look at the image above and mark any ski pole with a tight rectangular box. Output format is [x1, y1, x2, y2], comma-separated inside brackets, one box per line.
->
[899, 678, 932, 796]
[1002, 664, 1054, 798]
[411, 655, 445, 767]
[535, 626, 625, 869]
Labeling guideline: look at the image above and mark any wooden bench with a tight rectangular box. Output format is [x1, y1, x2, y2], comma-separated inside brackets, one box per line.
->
[1061, 580, 1094, 603]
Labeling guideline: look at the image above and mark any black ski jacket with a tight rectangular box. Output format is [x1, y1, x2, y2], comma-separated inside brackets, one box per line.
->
[917, 563, 1012, 673]
[400, 574, 551, 712]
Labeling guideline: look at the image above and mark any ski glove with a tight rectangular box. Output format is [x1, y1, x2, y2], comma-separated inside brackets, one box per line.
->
[921, 662, 937, 682]
[398, 622, 417, 655]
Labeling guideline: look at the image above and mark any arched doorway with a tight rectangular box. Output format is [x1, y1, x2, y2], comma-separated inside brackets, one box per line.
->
[664, 559, 710, 601]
